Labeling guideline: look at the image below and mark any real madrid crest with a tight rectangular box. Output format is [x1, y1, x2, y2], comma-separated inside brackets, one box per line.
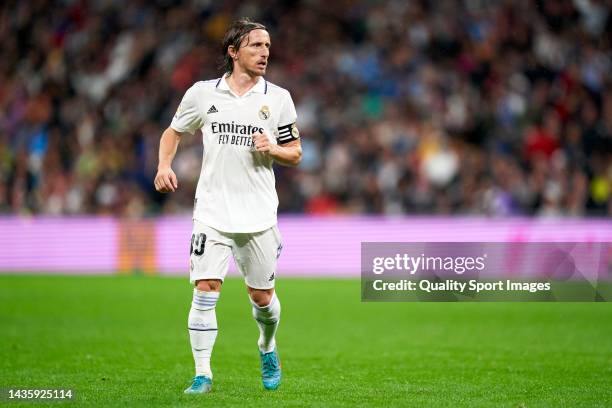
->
[259, 105, 270, 120]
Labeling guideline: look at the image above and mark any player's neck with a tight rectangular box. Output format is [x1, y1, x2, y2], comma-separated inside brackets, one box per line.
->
[226, 71, 260, 97]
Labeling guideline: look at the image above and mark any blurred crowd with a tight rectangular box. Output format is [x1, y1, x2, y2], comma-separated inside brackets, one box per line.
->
[0, 0, 610, 217]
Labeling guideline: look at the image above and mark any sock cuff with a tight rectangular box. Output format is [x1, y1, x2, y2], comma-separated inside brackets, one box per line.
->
[192, 289, 220, 310]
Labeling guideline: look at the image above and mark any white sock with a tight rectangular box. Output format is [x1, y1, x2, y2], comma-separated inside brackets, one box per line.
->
[251, 293, 281, 353]
[188, 289, 219, 378]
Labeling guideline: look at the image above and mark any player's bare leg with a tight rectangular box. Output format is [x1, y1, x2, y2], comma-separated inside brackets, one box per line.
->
[248, 286, 281, 390]
[185, 279, 222, 394]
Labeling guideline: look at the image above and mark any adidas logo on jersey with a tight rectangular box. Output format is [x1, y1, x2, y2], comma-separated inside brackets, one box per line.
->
[207, 105, 218, 114]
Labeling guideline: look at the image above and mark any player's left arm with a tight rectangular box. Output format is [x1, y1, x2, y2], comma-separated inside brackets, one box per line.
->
[253, 134, 302, 167]
[256, 90, 301, 166]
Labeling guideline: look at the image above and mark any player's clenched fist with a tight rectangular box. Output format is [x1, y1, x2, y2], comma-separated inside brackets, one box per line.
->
[154, 167, 178, 193]
[252, 133, 275, 154]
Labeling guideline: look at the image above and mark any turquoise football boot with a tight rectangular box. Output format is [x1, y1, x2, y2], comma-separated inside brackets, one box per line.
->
[260, 349, 281, 390]
[184, 375, 212, 394]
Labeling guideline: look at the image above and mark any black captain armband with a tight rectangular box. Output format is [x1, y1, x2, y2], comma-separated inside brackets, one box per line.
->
[276, 123, 300, 145]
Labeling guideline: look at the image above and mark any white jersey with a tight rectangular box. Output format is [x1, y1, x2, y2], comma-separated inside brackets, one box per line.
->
[170, 75, 299, 233]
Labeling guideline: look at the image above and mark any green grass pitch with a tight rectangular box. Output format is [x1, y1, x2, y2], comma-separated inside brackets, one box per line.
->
[1, 275, 611, 407]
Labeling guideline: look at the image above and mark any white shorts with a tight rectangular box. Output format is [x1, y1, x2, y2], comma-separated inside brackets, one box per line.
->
[189, 221, 283, 290]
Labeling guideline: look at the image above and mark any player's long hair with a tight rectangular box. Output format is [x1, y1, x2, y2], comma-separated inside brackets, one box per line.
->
[220, 18, 267, 75]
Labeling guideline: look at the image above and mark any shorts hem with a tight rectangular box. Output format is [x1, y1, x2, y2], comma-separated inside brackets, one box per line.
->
[190, 275, 226, 285]
[245, 281, 276, 290]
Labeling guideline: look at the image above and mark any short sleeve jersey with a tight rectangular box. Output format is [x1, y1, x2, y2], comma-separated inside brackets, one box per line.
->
[170, 75, 299, 233]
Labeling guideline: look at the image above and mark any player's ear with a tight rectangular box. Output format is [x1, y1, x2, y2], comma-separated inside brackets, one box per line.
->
[228, 45, 238, 60]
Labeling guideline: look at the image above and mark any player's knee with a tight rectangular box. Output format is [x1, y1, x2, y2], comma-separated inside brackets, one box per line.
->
[196, 279, 222, 292]
[252, 295, 271, 308]
[248, 288, 274, 307]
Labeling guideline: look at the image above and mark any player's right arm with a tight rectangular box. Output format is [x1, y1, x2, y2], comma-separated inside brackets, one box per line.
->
[154, 127, 181, 193]
[155, 83, 204, 193]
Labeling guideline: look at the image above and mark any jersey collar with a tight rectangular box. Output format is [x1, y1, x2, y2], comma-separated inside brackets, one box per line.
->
[216, 74, 267, 96]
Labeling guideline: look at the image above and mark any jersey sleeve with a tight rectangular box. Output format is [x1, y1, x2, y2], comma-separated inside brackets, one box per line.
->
[276, 91, 300, 145]
[170, 84, 203, 135]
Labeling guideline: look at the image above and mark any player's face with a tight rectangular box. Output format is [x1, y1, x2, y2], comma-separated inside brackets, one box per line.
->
[235, 29, 270, 77]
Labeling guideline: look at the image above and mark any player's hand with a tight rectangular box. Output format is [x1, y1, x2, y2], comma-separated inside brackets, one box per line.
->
[154, 167, 178, 193]
[252, 133, 276, 154]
